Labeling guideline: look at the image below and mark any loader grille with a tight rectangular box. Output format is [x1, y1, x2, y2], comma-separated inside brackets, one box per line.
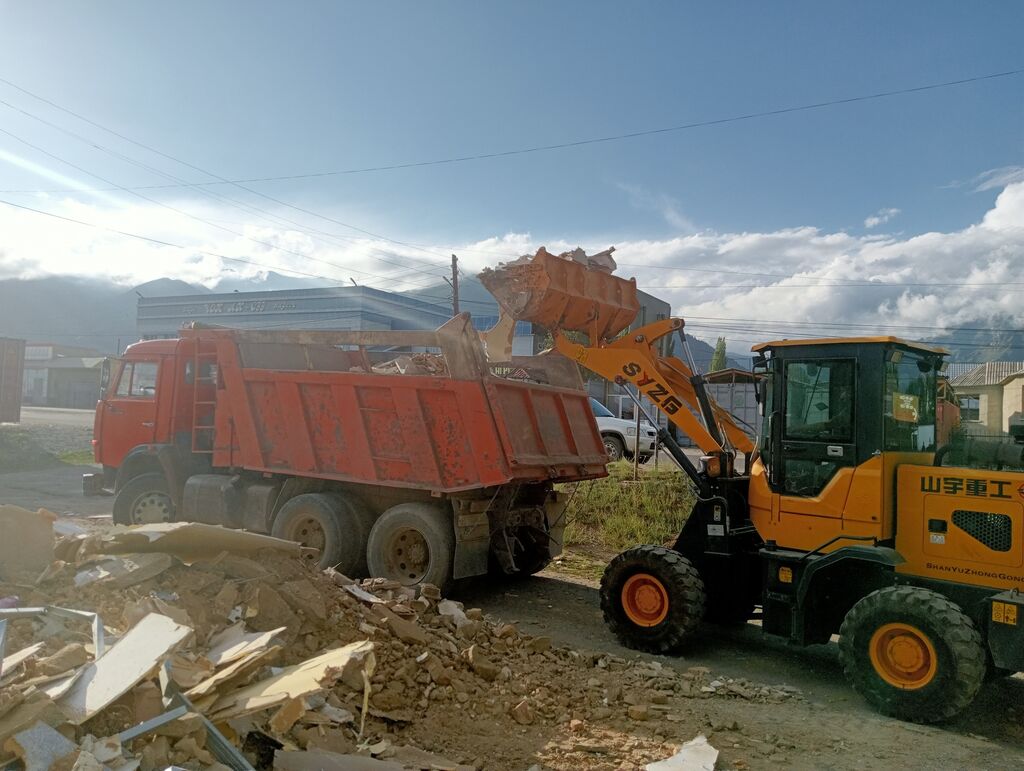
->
[952, 509, 1012, 552]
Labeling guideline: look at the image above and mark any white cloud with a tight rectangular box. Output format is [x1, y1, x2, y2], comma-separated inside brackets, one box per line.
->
[972, 166, 1024, 192]
[1, 181, 1023, 354]
[618, 183, 697, 233]
[863, 207, 901, 229]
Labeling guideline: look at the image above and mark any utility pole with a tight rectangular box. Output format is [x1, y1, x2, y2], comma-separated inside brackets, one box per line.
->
[449, 254, 460, 316]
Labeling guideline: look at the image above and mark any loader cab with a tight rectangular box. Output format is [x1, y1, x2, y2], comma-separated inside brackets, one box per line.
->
[748, 337, 947, 551]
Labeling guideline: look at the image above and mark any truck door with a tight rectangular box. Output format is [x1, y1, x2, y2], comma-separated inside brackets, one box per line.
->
[777, 358, 857, 502]
[96, 359, 161, 467]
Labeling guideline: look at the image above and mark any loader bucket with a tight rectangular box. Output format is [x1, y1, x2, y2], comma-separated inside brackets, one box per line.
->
[479, 247, 640, 342]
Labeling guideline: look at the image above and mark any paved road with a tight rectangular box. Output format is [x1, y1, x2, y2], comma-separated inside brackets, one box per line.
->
[18, 406, 96, 428]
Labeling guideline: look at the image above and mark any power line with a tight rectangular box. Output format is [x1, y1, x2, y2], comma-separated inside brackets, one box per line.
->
[0, 124, 446, 291]
[0, 76, 456, 272]
[681, 315, 1024, 334]
[0, 197, 384, 287]
[1, 67, 1020, 192]
[0, 96, 451, 283]
[639, 280, 1024, 292]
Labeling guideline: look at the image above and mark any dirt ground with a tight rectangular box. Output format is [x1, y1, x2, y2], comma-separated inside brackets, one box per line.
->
[2, 416, 1023, 769]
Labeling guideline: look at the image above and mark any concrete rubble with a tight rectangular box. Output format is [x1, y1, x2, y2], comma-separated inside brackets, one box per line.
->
[0, 504, 801, 770]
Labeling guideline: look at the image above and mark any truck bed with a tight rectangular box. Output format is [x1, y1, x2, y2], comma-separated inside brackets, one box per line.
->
[184, 316, 607, 493]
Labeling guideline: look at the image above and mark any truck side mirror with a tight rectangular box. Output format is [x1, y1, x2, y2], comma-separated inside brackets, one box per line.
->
[100, 358, 111, 392]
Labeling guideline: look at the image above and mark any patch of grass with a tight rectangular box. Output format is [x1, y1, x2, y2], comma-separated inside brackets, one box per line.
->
[57, 449, 96, 465]
[560, 461, 696, 553]
[0, 428, 65, 472]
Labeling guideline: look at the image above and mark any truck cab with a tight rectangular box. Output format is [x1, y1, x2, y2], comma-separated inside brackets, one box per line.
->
[89, 337, 213, 506]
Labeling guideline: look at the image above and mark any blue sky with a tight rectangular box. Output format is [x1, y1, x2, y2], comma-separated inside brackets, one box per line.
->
[0, 2, 1022, 354]
[0, 1, 1020, 242]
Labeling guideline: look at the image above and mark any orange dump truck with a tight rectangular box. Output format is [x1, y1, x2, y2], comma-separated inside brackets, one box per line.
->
[87, 315, 607, 587]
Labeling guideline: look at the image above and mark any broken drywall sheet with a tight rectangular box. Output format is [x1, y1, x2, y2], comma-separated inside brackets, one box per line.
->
[100, 522, 301, 562]
[209, 641, 375, 720]
[205, 622, 286, 667]
[56, 613, 193, 725]
[0, 505, 55, 580]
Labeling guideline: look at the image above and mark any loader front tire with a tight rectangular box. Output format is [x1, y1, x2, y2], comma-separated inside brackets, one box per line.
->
[838, 586, 985, 723]
[600, 545, 706, 654]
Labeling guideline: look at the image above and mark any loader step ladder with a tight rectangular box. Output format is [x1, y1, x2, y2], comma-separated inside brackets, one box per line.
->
[191, 346, 218, 454]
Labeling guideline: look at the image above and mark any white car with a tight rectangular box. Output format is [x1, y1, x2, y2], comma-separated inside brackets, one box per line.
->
[589, 398, 657, 463]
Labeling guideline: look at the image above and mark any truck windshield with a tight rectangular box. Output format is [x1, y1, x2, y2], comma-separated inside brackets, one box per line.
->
[589, 398, 614, 418]
[884, 353, 937, 452]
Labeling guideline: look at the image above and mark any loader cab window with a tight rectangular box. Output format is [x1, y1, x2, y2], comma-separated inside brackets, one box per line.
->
[884, 353, 936, 452]
[781, 359, 855, 497]
[784, 360, 854, 443]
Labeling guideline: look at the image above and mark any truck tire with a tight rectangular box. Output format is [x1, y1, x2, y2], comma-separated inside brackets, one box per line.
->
[600, 545, 706, 654]
[366, 503, 455, 589]
[838, 586, 986, 723]
[113, 473, 175, 525]
[272, 493, 372, 574]
[602, 434, 626, 462]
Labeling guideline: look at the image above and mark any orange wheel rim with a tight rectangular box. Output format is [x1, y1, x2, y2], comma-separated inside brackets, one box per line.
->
[869, 622, 938, 690]
[621, 573, 669, 627]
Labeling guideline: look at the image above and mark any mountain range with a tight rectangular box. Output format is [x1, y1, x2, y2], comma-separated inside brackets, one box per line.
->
[0, 273, 1010, 365]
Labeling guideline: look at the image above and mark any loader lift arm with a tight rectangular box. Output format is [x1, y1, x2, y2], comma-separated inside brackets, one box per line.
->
[553, 317, 754, 464]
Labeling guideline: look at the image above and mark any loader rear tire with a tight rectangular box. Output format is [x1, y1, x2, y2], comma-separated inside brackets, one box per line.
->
[600, 545, 706, 654]
[273, 492, 372, 574]
[367, 503, 455, 590]
[838, 586, 985, 723]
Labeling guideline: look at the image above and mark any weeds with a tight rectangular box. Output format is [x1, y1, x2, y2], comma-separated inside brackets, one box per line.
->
[561, 461, 695, 554]
[0, 427, 65, 472]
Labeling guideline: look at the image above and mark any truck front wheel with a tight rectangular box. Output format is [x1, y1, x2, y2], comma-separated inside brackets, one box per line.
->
[113, 473, 175, 525]
[272, 492, 373, 574]
[366, 503, 454, 590]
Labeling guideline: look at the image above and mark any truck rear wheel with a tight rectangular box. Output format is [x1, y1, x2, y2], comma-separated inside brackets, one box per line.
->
[113, 473, 175, 525]
[366, 503, 454, 589]
[838, 586, 986, 723]
[272, 493, 373, 574]
[600, 545, 706, 654]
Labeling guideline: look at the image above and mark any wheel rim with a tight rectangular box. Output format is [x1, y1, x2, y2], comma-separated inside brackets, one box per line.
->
[604, 438, 622, 461]
[131, 491, 174, 524]
[869, 622, 938, 690]
[622, 573, 669, 627]
[289, 516, 327, 563]
[382, 526, 431, 585]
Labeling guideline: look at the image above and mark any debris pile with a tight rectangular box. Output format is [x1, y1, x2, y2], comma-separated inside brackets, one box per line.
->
[1, 506, 800, 770]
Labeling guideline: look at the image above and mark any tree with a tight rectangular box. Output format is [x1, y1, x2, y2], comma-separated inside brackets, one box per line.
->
[709, 337, 727, 372]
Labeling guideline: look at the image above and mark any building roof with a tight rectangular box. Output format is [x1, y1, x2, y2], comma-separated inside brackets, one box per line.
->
[949, 361, 1024, 388]
[25, 357, 105, 370]
[942, 362, 980, 381]
[705, 368, 756, 384]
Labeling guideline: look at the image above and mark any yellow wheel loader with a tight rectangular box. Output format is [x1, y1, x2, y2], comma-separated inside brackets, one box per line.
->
[480, 248, 1023, 723]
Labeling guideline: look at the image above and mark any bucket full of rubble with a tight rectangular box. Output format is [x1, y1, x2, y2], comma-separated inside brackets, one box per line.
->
[478, 247, 640, 343]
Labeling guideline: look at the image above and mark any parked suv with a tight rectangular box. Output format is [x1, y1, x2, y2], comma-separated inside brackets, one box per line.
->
[589, 398, 656, 463]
